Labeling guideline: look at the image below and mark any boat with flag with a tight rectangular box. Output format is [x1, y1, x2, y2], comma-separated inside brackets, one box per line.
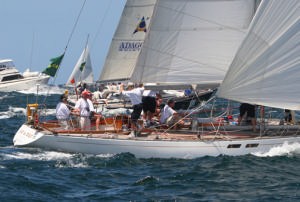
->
[65, 42, 95, 103]
[66, 41, 94, 87]
[13, 0, 300, 158]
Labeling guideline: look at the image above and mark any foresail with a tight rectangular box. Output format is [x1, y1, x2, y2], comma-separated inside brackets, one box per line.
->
[130, 0, 256, 88]
[98, 0, 157, 82]
[217, 0, 300, 110]
[66, 45, 94, 85]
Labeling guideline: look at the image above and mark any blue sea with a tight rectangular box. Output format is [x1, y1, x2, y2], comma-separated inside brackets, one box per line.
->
[1, 87, 300, 201]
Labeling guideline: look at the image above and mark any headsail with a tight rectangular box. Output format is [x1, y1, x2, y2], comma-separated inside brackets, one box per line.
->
[130, 0, 256, 89]
[217, 0, 300, 110]
[66, 45, 94, 85]
[98, 0, 157, 82]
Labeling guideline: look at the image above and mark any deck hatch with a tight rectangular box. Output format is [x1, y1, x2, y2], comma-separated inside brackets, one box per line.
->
[227, 144, 241, 148]
[245, 143, 259, 148]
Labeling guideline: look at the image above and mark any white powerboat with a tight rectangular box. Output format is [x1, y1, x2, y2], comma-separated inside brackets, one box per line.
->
[0, 59, 50, 92]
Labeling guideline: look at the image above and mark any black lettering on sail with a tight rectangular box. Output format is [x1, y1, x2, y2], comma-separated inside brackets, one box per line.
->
[119, 42, 143, 51]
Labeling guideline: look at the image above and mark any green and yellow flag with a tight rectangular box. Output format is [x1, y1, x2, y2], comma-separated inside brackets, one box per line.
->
[42, 53, 65, 77]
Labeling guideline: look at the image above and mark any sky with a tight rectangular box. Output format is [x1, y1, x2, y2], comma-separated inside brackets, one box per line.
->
[0, 0, 126, 84]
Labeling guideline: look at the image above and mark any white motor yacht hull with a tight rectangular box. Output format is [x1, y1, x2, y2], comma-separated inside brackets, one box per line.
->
[0, 76, 50, 92]
[13, 124, 300, 159]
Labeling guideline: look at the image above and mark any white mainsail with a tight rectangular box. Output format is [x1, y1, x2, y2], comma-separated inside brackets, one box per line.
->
[217, 0, 300, 110]
[98, 0, 157, 82]
[66, 45, 94, 85]
[130, 0, 256, 88]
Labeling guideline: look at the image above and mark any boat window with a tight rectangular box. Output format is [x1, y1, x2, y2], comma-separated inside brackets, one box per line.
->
[0, 61, 14, 69]
[246, 143, 259, 148]
[1, 74, 24, 81]
[227, 144, 241, 148]
[0, 64, 8, 71]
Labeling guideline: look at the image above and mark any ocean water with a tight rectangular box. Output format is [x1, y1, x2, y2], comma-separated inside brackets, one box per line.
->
[1, 88, 300, 201]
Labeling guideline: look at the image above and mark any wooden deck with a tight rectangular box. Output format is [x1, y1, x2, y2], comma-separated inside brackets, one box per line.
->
[37, 117, 300, 142]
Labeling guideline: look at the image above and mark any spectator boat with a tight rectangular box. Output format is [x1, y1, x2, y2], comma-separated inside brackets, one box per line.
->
[0, 59, 50, 92]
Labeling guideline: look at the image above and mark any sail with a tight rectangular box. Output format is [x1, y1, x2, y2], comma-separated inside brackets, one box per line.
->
[217, 0, 300, 110]
[130, 0, 256, 88]
[98, 0, 157, 82]
[66, 45, 94, 85]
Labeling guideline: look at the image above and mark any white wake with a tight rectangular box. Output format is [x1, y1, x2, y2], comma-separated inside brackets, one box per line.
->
[252, 142, 300, 157]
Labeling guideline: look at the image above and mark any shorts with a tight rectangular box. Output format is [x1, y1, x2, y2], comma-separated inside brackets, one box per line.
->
[131, 103, 143, 123]
[58, 120, 70, 130]
[142, 96, 156, 113]
[240, 103, 255, 118]
[166, 116, 176, 126]
[80, 117, 91, 130]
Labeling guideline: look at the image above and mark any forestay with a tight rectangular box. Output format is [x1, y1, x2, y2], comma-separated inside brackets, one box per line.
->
[217, 0, 300, 110]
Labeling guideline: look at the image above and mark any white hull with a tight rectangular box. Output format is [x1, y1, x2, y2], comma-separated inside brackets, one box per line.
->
[0, 76, 50, 92]
[13, 124, 300, 159]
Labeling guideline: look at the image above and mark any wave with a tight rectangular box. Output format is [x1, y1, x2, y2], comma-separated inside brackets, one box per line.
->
[17, 84, 65, 95]
[0, 106, 26, 119]
[0, 106, 56, 119]
[40, 108, 56, 116]
[2, 150, 73, 160]
[0, 148, 114, 168]
[252, 142, 300, 157]
[0, 94, 12, 100]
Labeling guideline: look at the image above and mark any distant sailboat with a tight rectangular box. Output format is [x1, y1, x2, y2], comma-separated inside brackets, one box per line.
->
[66, 44, 94, 86]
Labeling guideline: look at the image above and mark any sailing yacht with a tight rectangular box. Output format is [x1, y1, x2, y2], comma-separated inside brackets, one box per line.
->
[13, 0, 300, 158]
[0, 59, 50, 92]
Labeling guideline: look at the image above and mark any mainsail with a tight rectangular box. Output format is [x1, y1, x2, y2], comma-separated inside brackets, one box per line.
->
[98, 0, 157, 82]
[217, 0, 300, 110]
[66, 45, 94, 85]
[130, 0, 256, 88]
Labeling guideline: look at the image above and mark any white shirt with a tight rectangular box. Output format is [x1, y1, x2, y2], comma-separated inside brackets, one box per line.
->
[143, 90, 157, 97]
[122, 87, 144, 105]
[56, 102, 70, 120]
[75, 98, 94, 117]
[93, 91, 102, 99]
[87, 99, 95, 112]
[160, 105, 176, 124]
[111, 85, 118, 92]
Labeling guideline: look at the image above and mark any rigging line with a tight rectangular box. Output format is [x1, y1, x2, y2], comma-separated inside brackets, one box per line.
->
[42, 0, 86, 105]
[29, 32, 35, 71]
[65, 0, 87, 51]
[91, 0, 112, 50]
[140, 45, 227, 73]
[162, 95, 217, 135]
